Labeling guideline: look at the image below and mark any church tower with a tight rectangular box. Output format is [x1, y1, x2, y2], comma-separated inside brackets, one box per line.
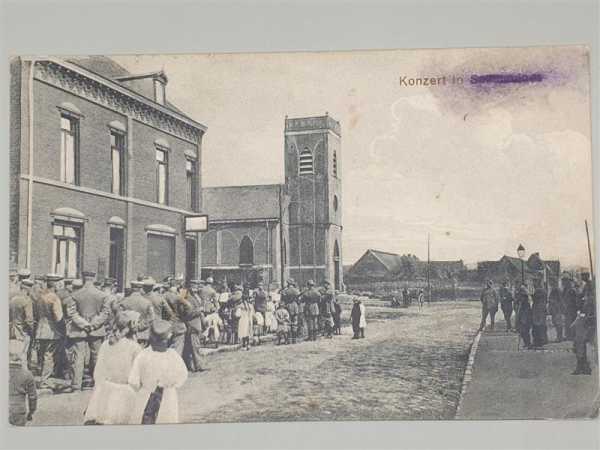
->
[284, 114, 343, 289]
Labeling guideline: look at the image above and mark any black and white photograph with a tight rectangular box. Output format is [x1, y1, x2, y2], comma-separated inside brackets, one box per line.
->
[7, 45, 597, 427]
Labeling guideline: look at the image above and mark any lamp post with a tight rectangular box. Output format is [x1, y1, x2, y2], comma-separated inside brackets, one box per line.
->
[517, 244, 526, 285]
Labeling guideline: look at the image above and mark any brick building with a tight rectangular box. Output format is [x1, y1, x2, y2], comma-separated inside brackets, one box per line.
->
[10, 56, 206, 290]
[10, 56, 344, 291]
[201, 115, 344, 290]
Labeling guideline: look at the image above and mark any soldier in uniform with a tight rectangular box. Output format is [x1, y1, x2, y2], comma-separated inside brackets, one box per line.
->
[67, 271, 110, 391]
[9, 278, 35, 368]
[303, 280, 322, 341]
[253, 282, 268, 335]
[515, 284, 533, 349]
[320, 281, 335, 338]
[200, 277, 219, 314]
[142, 277, 175, 321]
[548, 281, 565, 342]
[164, 279, 190, 357]
[182, 281, 205, 372]
[35, 274, 65, 389]
[498, 279, 514, 332]
[120, 280, 155, 347]
[531, 278, 548, 348]
[562, 274, 580, 340]
[281, 280, 300, 344]
[479, 280, 499, 331]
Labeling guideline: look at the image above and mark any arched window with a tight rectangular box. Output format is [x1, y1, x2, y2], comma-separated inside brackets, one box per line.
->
[239, 236, 254, 266]
[299, 147, 314, 175]
[333, 150, 338, 177]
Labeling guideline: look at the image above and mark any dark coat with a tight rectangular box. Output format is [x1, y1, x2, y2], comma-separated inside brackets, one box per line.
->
[69, 284, 109, 338]
[9, 292, 34, 339]
[350, 303, 362, 326]
[120, 291, 155, 340]
[35, 289, 64, 340]
[9, 363, 37, 426]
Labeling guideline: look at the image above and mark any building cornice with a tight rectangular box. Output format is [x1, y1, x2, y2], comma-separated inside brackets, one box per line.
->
[21, 174, 198, 217]
[209, 217, 280, 225]
[32, 59, 207, 144]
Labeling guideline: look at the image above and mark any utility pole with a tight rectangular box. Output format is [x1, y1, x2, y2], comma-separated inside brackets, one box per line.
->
[586, 219, 594, 284]
[427, 233, 431, 303]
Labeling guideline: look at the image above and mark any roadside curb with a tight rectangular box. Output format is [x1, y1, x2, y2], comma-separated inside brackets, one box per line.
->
[455, 329, 482, 418]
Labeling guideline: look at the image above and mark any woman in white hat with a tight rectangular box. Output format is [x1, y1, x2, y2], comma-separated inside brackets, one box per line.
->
[128, 319, 188, 424]
[84, 310, 142, 425]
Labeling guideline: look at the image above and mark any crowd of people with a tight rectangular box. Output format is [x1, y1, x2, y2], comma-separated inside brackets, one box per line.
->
[8, 268, 367, 425]
[478, 272, 597, 375]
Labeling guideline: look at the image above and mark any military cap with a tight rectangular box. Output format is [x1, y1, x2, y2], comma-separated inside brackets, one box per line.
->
[17, 268, 31, 278]
[150, 319, 172, 340]
[45, 273, 63, 282]
[323, 280, 330, 286]
[82, 270, 96, 278]
[72, 279, 84, 288]
[287, 278, 296, 287]
[115, 310, 140, 330]
[130, 280, 144, 288]
[142, 277, 156, 287]
[206, 277, 214, 284]
[21, 279, 34, 287]
[153, 283, 163, 291]
[307, 279, 315, 287]
[257, 281, 264, 287]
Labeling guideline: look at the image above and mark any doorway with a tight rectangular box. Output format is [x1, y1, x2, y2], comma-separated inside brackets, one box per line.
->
[108, 227, 125, 291]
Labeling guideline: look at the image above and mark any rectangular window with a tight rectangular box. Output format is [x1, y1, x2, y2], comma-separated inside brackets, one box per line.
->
[156, 148, 168, 204]
[60, 115, 79, 184]
[110, 131, 126, 195]
[51, 222, 82, 279]
[186, 158, 198, 211]
[147, 234, 175, 281]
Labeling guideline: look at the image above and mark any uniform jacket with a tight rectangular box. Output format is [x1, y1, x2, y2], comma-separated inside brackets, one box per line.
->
[548, 288, 564, 316]
[286, 300, 299, 317]
[199, 285, 218, 313]
[515, 290, 532, 328]
[164, 289, 193, 335]
[498, 286, 514, 308]
[275, 308, 290, 332]
[563, 286, 581, 318]
[9, 362, 37, 426]
[185, 292, 204, 334]
[480, 287, 499, 311]
[120, 291, 155, 340]
[9, 292, 34, 339]
[280, 286, 300, 304]
[302, 287, 321, 316]
[350, 303, 362, 325]
[69, 284, 110, 338]
[253, 289, 267, 314]
[35, 289, 64, 340]
[145, 292, 175, 321]
[531, 288, 548, 326]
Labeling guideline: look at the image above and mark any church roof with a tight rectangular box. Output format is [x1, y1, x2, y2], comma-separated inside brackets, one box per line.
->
[203, 184, 282, 222]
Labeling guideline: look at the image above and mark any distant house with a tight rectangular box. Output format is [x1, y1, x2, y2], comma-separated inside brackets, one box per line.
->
[477, 252, 560, 287]
[345, 249, 465, 282]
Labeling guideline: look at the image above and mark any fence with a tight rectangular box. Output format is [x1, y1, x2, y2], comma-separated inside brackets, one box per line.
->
[345, 279, 482, 302]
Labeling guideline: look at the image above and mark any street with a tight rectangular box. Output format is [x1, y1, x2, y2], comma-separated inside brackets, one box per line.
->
[31, 300, 481, 426]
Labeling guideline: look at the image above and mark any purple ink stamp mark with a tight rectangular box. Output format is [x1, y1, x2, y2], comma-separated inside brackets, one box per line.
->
[470, 73, 544, 84]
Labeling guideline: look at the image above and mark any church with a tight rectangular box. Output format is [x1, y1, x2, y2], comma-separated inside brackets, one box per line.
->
[201, 114, 344, 291]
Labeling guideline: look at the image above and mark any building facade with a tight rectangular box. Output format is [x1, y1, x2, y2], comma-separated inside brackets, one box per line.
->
[10, 57, 206, 290]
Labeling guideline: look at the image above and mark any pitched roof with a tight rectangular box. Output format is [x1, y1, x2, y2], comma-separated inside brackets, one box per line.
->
[66, 56, 191, 118]
[366, 250, 405, 273]
[203, 185, 282, 222]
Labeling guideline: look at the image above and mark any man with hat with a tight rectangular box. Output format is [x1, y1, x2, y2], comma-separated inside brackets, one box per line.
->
[548, 280, 565, 342]
[180, 281, 205, 372]
[562, 273, 580, 340]
[9, 277, 35, 368]
[302, 280, 322, 341]
[281, 279, 300, 343]
[199, 277, 218, 315]
[479, 280, 499, 332]
[121, 279, 155, 347]
[319, 280, 335, 338]
[531, 277, 548, 348]
[142, 277, 175, 321]
[498, 279, 515, 332]
[253, 282, 268, 335]
[35, 274, 64, 389]
[66, 271, 110, 391]
[11, 268, 32, 300]
[515, 284, 533, 349]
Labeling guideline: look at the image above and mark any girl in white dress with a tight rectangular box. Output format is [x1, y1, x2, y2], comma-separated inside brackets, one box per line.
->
[128, 319, 188, 424]
[84, 310, 142, 425]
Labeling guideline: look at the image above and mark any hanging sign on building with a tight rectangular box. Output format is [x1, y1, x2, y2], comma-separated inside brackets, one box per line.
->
[184, 214, 209, 232]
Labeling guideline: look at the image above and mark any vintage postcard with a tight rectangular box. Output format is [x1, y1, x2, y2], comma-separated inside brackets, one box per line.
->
[8, 46, 597, 426]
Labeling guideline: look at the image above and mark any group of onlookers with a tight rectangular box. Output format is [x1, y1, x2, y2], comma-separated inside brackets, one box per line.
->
[478, 272, 597, 375]
[9, 267, 366, 425]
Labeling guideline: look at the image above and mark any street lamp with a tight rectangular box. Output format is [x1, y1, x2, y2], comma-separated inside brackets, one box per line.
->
[517, 244, 526, 285]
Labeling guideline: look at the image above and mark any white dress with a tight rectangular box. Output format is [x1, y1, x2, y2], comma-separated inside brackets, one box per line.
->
[128, 347, 189, 424]
[265, 301, 276, 332]
[236, 302, 254, 339]
[359, 303, 367, 328]
[84, 338, 142, 425]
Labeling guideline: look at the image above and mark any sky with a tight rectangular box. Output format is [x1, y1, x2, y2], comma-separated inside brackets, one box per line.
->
[113, 46, 593, 268]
